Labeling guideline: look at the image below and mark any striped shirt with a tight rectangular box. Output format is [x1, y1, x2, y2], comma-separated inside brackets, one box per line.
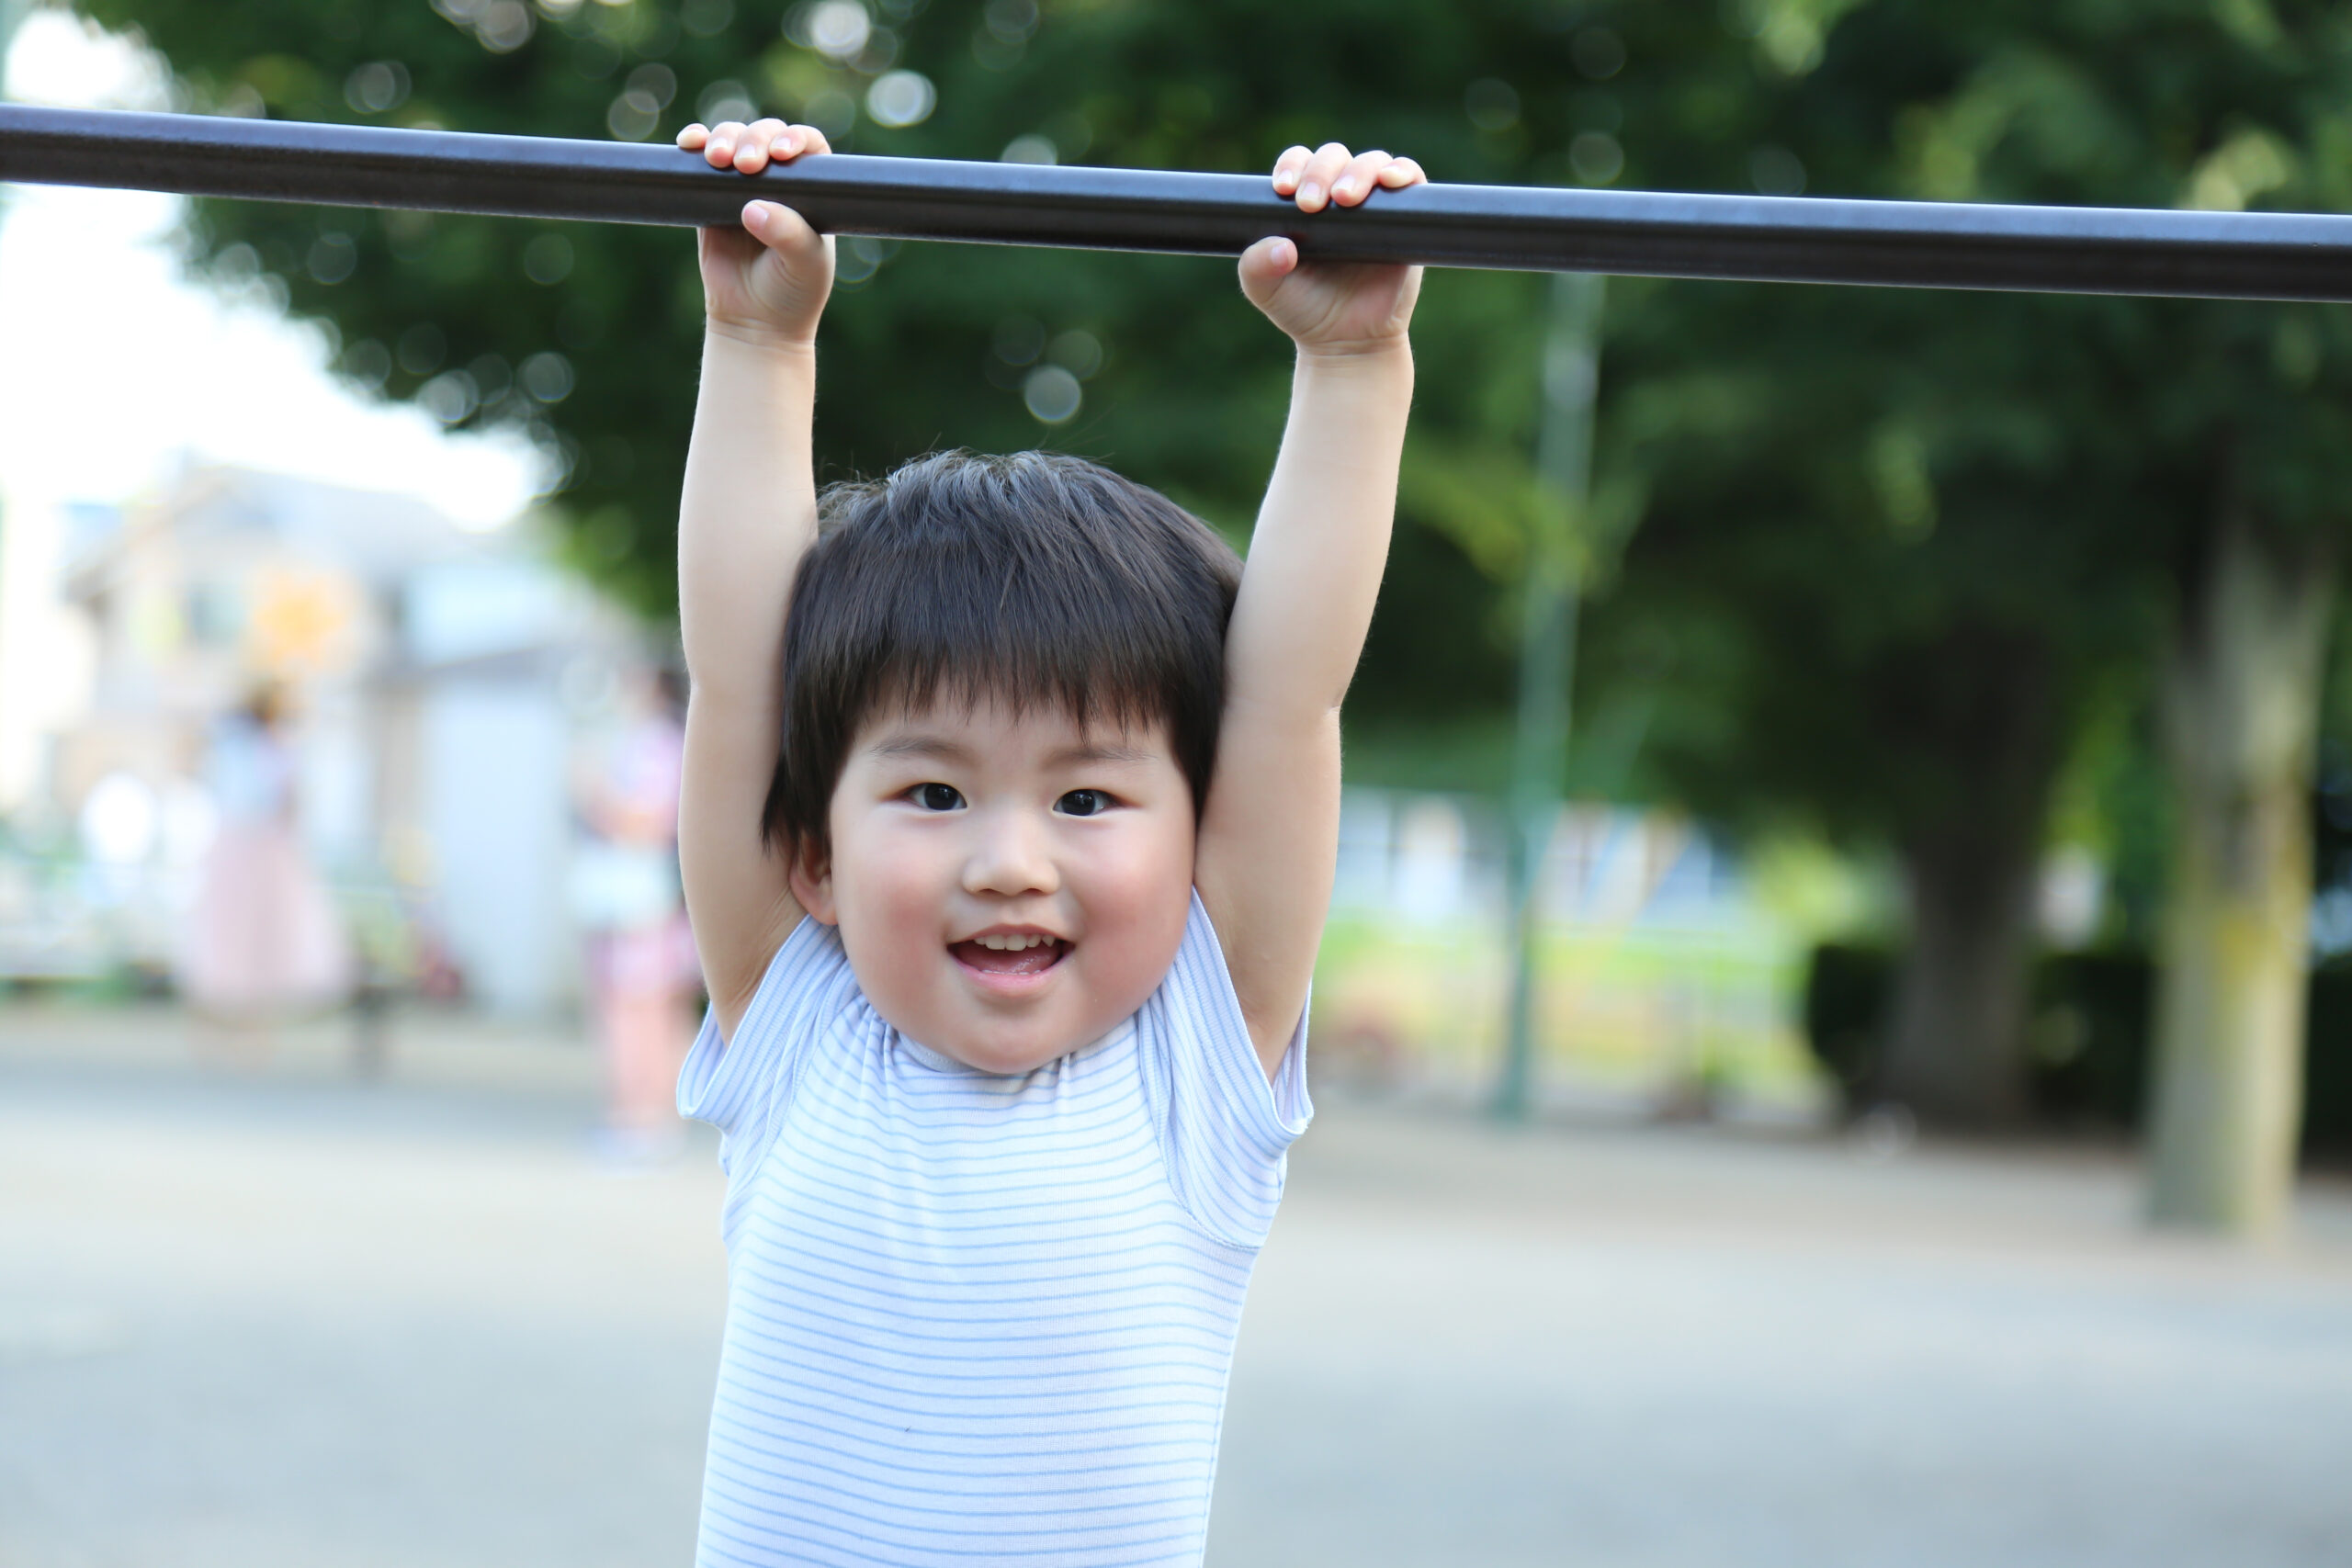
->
[677, 890, 1311, 1567]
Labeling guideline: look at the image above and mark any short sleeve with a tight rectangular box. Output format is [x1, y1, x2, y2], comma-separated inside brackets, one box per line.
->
[677, 915, 859, 1183]
[1135, 890, 1314, 1251]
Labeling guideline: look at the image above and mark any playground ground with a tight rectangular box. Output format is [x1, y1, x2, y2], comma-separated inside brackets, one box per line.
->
[3, 1001, 2348, 1568]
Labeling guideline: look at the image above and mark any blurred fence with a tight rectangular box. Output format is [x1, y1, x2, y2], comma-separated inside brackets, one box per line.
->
[1311, 787, 1826, 1121]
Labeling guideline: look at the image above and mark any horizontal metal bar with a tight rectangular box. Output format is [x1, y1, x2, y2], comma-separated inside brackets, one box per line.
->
[6, 105, 2352, 301]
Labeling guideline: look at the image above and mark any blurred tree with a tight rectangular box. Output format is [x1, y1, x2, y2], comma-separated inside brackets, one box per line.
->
[70, 0, 2352, 1227]
[68, 0, 1597, 745]
[1582, 0, 2352, 1229]
[1589, 270, 2149, 1129]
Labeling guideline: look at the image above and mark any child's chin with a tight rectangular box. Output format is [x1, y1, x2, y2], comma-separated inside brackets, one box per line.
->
[935, 1031, 1072, 1077]
[929, 995, 1101, 1075]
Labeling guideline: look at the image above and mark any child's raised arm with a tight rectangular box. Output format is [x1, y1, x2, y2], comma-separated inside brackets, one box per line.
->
[673, 118, 836, 1039]
[1195, 142, 1427, 1077]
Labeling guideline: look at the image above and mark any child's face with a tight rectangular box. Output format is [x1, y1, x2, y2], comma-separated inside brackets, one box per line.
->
[792, 694, 1197, 1074]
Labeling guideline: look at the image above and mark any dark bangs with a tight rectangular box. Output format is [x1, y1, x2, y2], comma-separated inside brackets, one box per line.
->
[763, 450, 1244, 854]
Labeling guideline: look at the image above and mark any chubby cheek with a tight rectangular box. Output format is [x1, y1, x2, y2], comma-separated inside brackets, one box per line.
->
[827, 818, 958, 1018]
[1066, 817, 1196, 1018]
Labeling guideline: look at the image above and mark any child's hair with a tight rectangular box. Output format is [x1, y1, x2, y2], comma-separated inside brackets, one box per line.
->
[762, 450, 1245, 857]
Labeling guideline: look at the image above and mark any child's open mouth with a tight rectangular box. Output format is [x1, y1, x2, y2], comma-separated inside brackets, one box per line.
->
[950, 932, 1067, 978]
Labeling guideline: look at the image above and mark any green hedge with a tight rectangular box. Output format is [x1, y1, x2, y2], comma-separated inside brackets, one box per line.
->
[1803, 945, 2352, 1156]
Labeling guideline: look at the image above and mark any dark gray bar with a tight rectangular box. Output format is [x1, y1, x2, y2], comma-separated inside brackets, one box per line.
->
[6, 105, 2352, 300]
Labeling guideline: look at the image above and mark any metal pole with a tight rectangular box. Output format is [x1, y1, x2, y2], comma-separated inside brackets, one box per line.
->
[1497, 273, 1603, 1122]
[0, 3, 27, 205]
[9, 106, 2352, 299]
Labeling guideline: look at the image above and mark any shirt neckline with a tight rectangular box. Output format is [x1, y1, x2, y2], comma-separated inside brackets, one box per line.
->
[891, 1017, 1136, 1077]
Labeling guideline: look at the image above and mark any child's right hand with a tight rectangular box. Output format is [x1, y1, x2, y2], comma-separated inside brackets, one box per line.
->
[677, 119, 836, 348]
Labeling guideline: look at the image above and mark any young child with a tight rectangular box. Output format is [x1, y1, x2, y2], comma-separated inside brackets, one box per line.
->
[670, 115, 1425, 1566]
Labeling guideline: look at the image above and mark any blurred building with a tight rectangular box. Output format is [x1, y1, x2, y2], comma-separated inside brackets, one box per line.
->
[3, 462, 651, 1014]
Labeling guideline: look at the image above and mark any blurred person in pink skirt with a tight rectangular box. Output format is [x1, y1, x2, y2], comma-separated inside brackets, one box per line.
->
[570, 667, 696, 1161]
[176, 684, 352, 1055]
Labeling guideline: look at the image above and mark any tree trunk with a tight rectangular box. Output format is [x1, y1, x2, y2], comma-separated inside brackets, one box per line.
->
[1877, 635, 2060, 1126]
[1881, 830, 2041, 1124]
[2147, 513, 2334, 1236]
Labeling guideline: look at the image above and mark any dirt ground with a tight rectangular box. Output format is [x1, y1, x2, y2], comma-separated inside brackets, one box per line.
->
[4, 1001, 2348, 1567]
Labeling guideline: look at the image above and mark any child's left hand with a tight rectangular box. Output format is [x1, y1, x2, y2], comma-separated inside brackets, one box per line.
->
[1240, 143, 1426, 357]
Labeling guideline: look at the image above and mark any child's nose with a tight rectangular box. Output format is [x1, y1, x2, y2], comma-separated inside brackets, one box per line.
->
[961, 807, 1060, 897]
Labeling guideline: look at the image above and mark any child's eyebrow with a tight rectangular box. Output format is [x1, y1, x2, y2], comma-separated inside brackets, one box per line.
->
[1047, 743, 1159, 767]
[870, 734, 976, 763]
[870, 735, 1159, 767]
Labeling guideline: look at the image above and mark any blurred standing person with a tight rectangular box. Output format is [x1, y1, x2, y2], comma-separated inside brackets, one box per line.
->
[570, 667, 695, 1162]
[177, 684, 352, 1058]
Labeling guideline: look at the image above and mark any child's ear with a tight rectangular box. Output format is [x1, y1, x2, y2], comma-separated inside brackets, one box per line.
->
[786, 835, 839, 925]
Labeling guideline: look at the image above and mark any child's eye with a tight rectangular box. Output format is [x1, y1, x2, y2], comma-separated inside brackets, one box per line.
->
[912, 783, 965, 812]
[1056, 789, 1112, 818]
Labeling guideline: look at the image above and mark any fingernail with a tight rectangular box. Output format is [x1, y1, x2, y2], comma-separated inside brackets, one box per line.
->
[1336, 179, 1358, 199]
[743, 204, 766, 229]
[1300, 182, 1322, 204]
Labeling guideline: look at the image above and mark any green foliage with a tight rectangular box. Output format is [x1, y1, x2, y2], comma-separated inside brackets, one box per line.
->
[1806, 938, 2352, 1155]
[67, 0, 2352, 852]
[1804, 941, 2155, 1125]
[1581, 0, 2352, 860]
[73, 0, 1634, 737]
